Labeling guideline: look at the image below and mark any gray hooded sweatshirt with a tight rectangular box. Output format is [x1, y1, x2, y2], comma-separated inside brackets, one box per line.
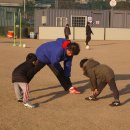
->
[82, 59, 115, 91]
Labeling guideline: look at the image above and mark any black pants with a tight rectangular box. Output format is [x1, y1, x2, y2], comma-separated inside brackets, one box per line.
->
[34, 60, 72, 91]
[65, 35, 69, 40]
[96, 78, 119, 100]
[86, 35, 91, 45]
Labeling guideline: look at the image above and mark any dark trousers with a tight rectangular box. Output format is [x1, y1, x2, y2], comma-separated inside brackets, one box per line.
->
[86, 35, 91, 45]
[65, 35, 69, 40]
[96, 78, 119, 100]
[34, 60, 72, 91]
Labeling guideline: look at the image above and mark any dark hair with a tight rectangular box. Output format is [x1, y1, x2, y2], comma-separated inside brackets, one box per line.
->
[67, 42, 80, 55]
[26, 53, 37, 62]
[87, 22, 90, 25]
[80, 58, 88, 68]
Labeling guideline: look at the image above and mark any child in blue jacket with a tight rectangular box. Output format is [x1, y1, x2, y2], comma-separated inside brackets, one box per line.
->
[35, 38, 80, 94]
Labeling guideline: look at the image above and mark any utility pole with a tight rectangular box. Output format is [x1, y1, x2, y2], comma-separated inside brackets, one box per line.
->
[109, 0, 117, 27]
[24, 0, 26, 18]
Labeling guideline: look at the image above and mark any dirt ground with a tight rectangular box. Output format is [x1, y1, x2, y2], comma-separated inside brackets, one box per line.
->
[0, 37, 130, 130]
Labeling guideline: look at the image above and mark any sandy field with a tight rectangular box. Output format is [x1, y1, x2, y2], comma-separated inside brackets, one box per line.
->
[0, 37, 130, 130]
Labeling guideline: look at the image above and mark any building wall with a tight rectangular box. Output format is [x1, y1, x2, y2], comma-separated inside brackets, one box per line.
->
[44, 9, 92, 26]
[0, 7, 17, 27]
[34, 9, 44, 33]
[34, 9, 130, 33]
[110, 10, 130, 28]
[34, 9, 110, 32]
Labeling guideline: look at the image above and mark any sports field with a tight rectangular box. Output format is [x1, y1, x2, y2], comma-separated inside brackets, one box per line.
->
[0, 37, 130, 130]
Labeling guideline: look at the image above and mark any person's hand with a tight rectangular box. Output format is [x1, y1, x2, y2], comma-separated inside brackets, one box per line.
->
[93, 89, 99, 96]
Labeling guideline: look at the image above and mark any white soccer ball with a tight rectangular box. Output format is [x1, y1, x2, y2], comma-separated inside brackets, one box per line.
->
[23, 44, 26, 48]
[86, 45, 90, 50]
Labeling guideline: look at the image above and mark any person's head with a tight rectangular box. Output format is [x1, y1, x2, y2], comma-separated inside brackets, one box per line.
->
[87, 22, 90, 25]
[80, 58, 88, 68]
[66, 24, 69, 27]
[66, 42, 80, 56]
[26, 53, 37, 64]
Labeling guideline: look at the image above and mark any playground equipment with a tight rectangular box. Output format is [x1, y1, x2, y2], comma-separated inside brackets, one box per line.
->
[13, 10, 23, 47]
[13, 12, 16, 46]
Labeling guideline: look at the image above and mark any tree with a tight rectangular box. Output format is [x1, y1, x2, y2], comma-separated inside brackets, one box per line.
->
[21, 1, 35, 27]
[87, 0, 110, 10]
[57, 0, 75, 9]
[115, 1, 130, 10]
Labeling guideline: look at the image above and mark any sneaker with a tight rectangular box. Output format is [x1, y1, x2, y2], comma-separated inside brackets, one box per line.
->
[17, 99, 23, 103]
[24, 102, 36, 108]
[69, 87, 80, 94]
[85, 96, 97, 101]
[110, 101, 121, 107]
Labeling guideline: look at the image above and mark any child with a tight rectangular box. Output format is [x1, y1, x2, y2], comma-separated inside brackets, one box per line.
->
[64, 24, 71, 40]
[80, 58, 121, 106]
[12, 53, 37, 108]
[85, 22, 93, 49]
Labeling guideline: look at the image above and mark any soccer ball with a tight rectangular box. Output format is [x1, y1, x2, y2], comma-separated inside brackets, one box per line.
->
[23, 44, 26, 48]
[86, 45, 90, 50]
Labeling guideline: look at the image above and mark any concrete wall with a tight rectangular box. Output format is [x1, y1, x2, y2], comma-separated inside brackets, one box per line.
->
[39, 27, 130, 40]
[39, 27, 104, 40]
[105, 28, 130, 40]
[39, 27, 73, 40]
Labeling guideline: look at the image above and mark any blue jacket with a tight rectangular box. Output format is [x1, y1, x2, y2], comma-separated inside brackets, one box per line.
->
[36, 38, 73, 77]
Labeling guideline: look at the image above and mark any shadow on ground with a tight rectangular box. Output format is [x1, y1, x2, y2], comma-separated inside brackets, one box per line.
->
[115, 74, 130, 80]
[0, 41, 13, 44]
[30, 79, 90, 105]
[97, 73, 130, 105]
[98, 84, 130, 105]
[91, 42, 124, 46]
[30, 74, 130, 106]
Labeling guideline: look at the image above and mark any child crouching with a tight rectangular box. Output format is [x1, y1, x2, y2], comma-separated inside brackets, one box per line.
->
[80, 58, 121, 106]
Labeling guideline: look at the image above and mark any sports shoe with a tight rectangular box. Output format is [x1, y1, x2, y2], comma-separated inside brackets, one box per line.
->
[85, 95, 97, 101]
[17, 99, 23, 102]
[24, 102, 36, 108]
[69, 87, 80, 94]
[110, 101, 121, 107]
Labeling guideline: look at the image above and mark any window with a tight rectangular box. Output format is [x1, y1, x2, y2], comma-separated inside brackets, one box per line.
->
[56, 17, 68, 27]
[71, 16, 87, 27]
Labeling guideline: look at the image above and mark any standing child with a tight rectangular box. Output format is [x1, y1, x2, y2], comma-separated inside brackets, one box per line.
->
[12, 53, 37, 108]
[80, 58, 121, 106]
[64, 24, 71, 40]
[85, 22, 93, 49]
